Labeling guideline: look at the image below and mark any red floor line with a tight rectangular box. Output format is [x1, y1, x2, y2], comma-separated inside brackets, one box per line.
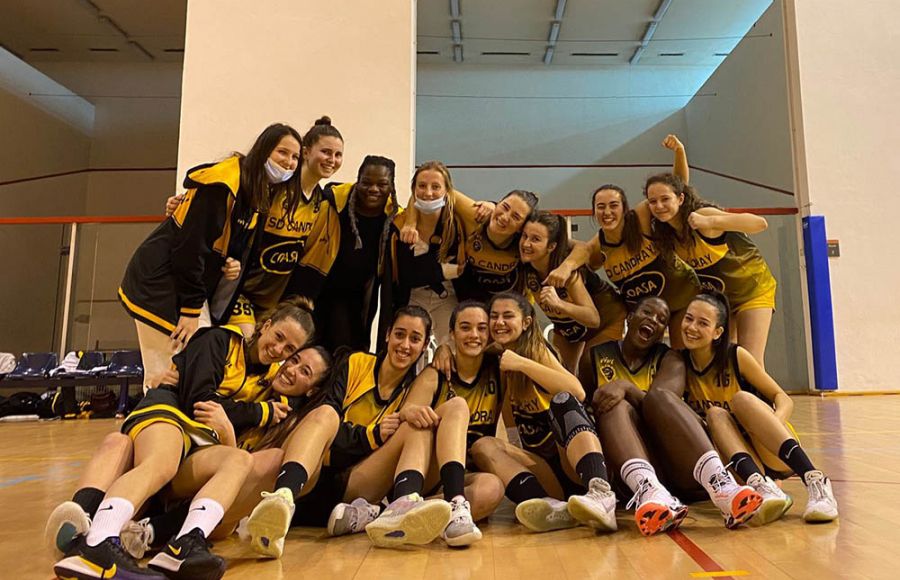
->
[667, 528, 733, 579]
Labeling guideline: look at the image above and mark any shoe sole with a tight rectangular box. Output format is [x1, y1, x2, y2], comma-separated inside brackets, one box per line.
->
[149, 551, 227, 580]
[366, 501, 452, 548]
[635, 501, 677, 537]
[726, 489, 763, 529]
[443, 526, 483, 547]
[803, 509, 838, 523]
[754, 496, 790, 525]
[247, 501, 291, 558]
[567, 497, 617, 533]
[45, 502, 90, 557]
[515, 499, 577, 533]
[327, 503, 357, 537]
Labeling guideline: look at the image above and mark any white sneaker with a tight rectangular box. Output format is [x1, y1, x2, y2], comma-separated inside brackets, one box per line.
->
[566, 478, 618, 532]
[327, 498, 381, 537]
[747, 473, 792, 525]
[365, 493, 452, 548]
[45, 501, 91, 557]
[515, 497, 577, 532]
[441, 496, 483, 547]
[625, 478, 688, 536]
[803, 470, 839, 523]
[120, 517, 155, 559]
[247, 488, 295, 558]
[707, 469, 762, 529]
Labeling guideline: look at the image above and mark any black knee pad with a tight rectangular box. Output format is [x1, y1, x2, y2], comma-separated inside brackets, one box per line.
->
[548, 391, 597, 448]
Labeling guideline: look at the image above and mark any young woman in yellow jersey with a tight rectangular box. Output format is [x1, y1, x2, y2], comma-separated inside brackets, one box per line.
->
[645, 172, 777, 367]
[165, 117, 345, 338]
[53, 301, 314, 580]
[458, 292, 617, 534]
[520, 211, 626, 372]
[248, 306, 452, 553]
[680, 293, 839, 524]
[386, 161, 466, 346]
[582, 296, 762, 533]
[383, 301, 507, 546]
[401, 187, 538, 303]
[124, 123, 305, 390]
[546, 135, 700, 348]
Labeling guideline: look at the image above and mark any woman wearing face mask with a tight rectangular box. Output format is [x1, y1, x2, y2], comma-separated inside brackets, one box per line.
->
[468, 292, 618, 535]
[520, 211, 626, 372]
[644, 173, 777, 367]
[164, 117, 345, 339]
[679, 292, 838, 525]
[386, 161, 465, 347]
[546, 135, 700, 349]
[53, 300, 315, 580]
[122, 123, 305, 390]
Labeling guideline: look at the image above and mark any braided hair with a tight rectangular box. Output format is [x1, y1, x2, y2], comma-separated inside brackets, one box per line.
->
[348, 155, 398, 273]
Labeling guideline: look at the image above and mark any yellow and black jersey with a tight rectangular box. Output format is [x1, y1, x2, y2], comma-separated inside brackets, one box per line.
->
[599, 231, 700, 311]
[323, 352, 416, 469]
[431, 355, 503, 448]
[121, 325, 283, 456]
[454, 224, 521, 302]
[240, 183, 336, 311]
[587, 340, 669, 396]
[119, 157, 259, 333]
[674, 230, 776, 310]
[523, 268, 626, 344]
[683, 345, 761, 417]
[506, 374, 558, 460]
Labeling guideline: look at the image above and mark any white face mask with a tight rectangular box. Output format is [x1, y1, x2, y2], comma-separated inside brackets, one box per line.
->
[265, 158, 295, 183]
[414, 196, 446, 214]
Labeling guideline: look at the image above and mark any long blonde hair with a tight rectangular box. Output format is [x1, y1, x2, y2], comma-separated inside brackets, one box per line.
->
[411, 160, 460, 262]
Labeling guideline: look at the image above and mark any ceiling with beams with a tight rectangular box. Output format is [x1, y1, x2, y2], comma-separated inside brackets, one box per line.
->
[0, 0, 772, 79]
[418, 0, 774, 67]
[0, 0, 187, 64]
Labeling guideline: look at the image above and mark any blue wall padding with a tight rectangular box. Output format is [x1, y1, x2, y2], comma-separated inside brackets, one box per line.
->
[802, 216, 838, 390]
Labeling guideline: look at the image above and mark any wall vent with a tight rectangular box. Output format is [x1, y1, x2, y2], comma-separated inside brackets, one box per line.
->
[658, 52, 684, 57]
[481, 51, 530, 56]
[571, 52, 619, 57]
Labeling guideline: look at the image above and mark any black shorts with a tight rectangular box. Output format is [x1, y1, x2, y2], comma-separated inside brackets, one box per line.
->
[121, 387, 219, 458]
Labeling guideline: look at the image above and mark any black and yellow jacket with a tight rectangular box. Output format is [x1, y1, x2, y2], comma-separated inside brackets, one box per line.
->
[119, 157, 258, 333]
[323, 351, 416, 469]
[167, 325, 290, 432]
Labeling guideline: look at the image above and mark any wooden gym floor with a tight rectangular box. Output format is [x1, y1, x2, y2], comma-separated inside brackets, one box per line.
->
[2, 395, 897, 579]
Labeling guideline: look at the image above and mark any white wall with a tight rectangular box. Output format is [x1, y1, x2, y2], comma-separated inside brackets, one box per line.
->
[784, 0, 900, 392]
[0, 85, 91, 354]
[178, 0, 416, 202]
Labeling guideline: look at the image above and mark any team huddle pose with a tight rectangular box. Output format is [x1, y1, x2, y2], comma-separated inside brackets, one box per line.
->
[47, 120, 838, 580]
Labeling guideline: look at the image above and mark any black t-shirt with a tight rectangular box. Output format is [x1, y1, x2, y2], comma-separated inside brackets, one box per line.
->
[326, 211, 385, 293]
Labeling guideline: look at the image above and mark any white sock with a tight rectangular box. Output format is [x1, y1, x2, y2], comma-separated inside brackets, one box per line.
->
[620, 459, 659, 493]
[176, 498, 225, 540]
[86, 497, 134, 547]
[693, 450, 735, 494]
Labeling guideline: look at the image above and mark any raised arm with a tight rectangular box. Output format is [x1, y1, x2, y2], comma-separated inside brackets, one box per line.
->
[735, 346, 793, 422]
[662, 134, 690, 184]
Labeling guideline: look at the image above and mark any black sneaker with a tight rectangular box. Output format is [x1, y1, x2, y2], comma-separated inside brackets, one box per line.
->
[54, 536, 165, 579]
[147, 529, 226, 580]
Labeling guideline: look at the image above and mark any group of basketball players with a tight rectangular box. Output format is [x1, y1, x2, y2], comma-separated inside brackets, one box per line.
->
[46, 118, 839, 580]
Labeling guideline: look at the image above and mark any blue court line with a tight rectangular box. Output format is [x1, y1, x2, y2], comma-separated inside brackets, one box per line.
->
[0, 475, 42, 489]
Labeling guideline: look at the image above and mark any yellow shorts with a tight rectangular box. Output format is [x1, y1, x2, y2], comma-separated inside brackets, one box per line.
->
[732, 283, 776, 315]
[121, 388, 219, 458]
[227, 295, 257, 327]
